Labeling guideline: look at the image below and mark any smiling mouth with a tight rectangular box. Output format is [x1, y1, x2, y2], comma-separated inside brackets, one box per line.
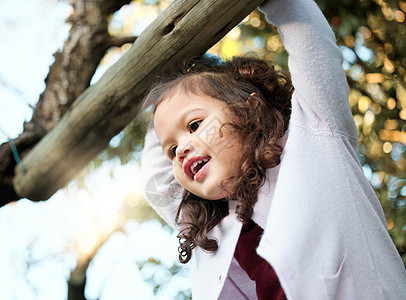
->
[185, 157, 211, 179]
[191, 158, 210, 175]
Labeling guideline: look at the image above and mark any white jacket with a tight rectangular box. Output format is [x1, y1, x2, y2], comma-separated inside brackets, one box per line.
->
[142, 0, 406, 299]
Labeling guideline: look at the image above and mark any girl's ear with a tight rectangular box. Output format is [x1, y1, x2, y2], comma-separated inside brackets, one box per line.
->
[246, 92, 259, 109]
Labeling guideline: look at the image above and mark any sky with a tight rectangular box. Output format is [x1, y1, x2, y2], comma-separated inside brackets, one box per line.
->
[0, 0, 71, 143]
[0, 0, 191, 299]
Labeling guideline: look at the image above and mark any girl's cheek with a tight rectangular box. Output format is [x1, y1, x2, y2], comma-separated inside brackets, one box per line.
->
[173, 166, 184, 184]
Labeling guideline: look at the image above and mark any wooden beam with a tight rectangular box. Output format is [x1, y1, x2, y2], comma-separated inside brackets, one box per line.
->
[13, 0, 263, 200]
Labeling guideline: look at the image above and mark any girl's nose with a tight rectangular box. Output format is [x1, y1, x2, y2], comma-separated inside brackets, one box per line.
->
[176, 142, 193, 162]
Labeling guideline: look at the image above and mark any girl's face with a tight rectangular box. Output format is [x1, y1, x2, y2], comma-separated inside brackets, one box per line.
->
[154, 87, 243, 200]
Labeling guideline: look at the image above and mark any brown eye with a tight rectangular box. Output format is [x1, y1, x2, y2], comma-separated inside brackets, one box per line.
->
[169, 145, 177, 159]
[188, 120, 202, 133]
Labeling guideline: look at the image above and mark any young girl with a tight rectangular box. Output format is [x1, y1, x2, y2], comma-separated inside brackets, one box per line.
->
[141, 0, 406, 299]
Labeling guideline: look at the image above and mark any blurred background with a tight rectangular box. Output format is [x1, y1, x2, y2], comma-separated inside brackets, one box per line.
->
[0, 0, 405, 299]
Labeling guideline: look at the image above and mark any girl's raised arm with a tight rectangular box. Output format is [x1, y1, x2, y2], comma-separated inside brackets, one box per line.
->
[141, 122, 181, 229]
[260, 0, 357, 139]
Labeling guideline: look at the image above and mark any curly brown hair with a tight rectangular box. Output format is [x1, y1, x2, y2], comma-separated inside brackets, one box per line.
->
[143, 56, 293, 263]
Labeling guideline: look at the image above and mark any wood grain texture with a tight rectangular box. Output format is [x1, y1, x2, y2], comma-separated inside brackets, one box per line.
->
[13, 0, 264, 200]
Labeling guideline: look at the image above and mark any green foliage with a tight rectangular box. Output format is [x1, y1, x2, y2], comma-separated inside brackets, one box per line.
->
[317, 0, 406, 264]
[93, 111, 152, 168]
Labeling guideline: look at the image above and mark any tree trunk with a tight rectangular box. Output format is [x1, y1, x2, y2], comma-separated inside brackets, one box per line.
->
[0, 0, 135, 206]
[12, 0, 263, 201]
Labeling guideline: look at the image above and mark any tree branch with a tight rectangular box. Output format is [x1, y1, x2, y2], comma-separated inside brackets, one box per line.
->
[0, 0, 132, 206]
[12, 0, 264, 201]
[107, 35, 138, 48]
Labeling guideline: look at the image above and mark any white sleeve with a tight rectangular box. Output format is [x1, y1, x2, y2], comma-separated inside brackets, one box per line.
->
[141, 122, 182, 229]
[259, 0, 357, 139]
